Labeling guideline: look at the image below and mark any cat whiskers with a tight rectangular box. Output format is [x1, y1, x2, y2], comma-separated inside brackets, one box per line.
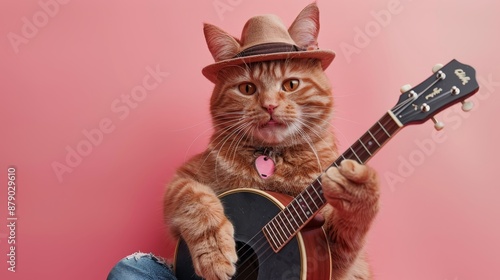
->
[197, 111, 258, 176]
[208, 112, 248, 142]
[287, 121, 323, 173]
[228, 122, 256, 164]
[212, 120, 255, 180]
[303, 107, 361, 149]
[184, 112, 245, 161]
[299, 107, 345, 141]
[285, 108, 341, 172]
[300, 117, 339, 157]
[218, 119, 254, 165]
[196, 113, 248, 171]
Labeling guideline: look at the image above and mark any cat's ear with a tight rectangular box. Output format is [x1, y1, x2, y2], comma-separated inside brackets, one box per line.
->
[288, 3, 320, 50]
[203, 23, 241, 62]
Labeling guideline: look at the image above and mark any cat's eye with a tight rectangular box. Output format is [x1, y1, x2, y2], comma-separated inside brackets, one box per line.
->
[238, 82, 257, 95]
[282, 79, 300, 92]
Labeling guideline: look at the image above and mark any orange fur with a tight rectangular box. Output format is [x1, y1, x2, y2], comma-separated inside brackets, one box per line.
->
[164, 58, 379, 280]
[164, 5, 379, 280]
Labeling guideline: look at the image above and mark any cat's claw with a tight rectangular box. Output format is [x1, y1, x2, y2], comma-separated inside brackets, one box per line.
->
[191, 219, 238, 280]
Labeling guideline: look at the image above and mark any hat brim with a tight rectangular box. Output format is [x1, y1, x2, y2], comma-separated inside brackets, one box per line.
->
[202, 49, 335, 83]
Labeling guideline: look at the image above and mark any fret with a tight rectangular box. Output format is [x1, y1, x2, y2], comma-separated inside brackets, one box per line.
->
[263, 227, 279, 250]
[377, 121, 391, 137]
[312, 180, 326, 204]
[359, 132, 378, 156]
[368, 129, 381, 147]
[337, 152, 349, 166]
[303, 191, 319, 213]
[276, 220, 289, 243]
[296, 195, 310, 217]
[278, 214, 292, 237]
[290, 202, 305, 224]
[283, 212, 297, 234]
[309, 182, 325, 205]
[349, 146, 362, 163]
[270, 220, 286, 244]
[358, 138, 372, 156]
[335, 113, 400, 167]
[286, 207, 301, 228]
[380, 113, 401, 140]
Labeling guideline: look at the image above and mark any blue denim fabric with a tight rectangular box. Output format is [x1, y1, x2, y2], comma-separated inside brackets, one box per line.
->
[107, 252, 177, 280]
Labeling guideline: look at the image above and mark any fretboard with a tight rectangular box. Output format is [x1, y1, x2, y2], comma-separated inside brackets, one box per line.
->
[262, 111, 402, 252]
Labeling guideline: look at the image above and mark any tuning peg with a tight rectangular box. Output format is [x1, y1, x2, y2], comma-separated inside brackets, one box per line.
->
[432, 117, 444, 131]
[400, 84, 412, 93]
[461, 100, 474, 112]
[432, 63, 444, 73]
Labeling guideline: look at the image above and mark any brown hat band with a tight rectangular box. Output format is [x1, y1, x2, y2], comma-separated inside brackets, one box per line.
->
[233, 42, 306, 58]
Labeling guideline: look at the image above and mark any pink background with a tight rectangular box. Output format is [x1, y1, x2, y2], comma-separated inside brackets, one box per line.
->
[1, 0, 499, 279]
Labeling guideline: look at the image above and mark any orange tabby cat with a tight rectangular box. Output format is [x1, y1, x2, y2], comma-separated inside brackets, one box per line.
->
[164, 3, 379, 280]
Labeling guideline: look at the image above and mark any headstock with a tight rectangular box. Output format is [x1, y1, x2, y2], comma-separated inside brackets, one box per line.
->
[392, 59, 479, 130]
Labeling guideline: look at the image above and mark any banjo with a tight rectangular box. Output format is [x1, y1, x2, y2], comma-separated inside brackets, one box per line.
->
[174, 59, 479, 279]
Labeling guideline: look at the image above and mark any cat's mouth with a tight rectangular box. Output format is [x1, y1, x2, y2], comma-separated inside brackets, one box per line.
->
[259, 119, 285, 128]
[255, 118, 290, 144]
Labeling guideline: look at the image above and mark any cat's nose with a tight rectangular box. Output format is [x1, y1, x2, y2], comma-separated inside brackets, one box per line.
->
[266, 104, 278, 115]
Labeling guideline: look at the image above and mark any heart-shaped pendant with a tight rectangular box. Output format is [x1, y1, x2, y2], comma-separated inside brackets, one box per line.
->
[255, 155, 275, 179]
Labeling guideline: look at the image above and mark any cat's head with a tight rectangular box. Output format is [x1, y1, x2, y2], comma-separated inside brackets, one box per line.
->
[209, 59, 333, 148]
[203, 3, 334, 148]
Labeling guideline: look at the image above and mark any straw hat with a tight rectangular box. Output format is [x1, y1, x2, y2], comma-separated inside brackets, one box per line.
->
[202, 3, 335, 83]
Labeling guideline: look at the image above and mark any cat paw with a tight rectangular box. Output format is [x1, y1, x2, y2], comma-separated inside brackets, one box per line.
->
[191, 219, 238, 280]
[322, 159, 379, 214]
